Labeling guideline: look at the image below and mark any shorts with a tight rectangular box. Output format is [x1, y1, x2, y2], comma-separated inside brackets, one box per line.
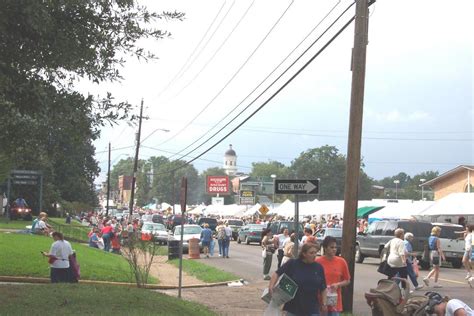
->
[430, 250, 440, 266]
[464, 249, 472, 260]
[202, 241, 210, 248]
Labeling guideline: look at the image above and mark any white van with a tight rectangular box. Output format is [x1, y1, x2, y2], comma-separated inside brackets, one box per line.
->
[432, 222, 465, 268]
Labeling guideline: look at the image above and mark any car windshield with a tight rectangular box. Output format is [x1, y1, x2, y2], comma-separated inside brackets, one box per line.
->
[175, 226, 202, 235]
[228, 220, 243, 226]
[436, 225, 463, 239]
[143, 223, 165, 231]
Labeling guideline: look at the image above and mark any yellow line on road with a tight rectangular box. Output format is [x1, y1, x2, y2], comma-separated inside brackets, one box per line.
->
[438, 277, 468, 285]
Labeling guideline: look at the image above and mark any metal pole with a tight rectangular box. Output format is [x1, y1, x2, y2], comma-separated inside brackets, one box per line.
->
[129, 100, 144, 216]
[6, 176, 11, 222]
[39, 174, 43, 214]
[106, 142, 111, 216]
[293, 194, 299, 258]
[341, 0, 369, 312]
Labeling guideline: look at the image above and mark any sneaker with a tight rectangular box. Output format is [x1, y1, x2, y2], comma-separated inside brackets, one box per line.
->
[218, 254, 222, 257]
[468, 277, 474, 289]
[415, 285, 424, 290]
[263, 275, 271, 280]
[465, 273, 472, 280]
[409, 290, 414, 294]
[433, 283, 442, 288]
[423, 278, 430, 287]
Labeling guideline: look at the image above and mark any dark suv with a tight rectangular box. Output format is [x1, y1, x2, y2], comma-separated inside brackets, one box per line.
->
[198, 217, 218, 231]
[166, 215, 187, 230]
[355, 220, 432, 269]
[268, 221, 304, 239]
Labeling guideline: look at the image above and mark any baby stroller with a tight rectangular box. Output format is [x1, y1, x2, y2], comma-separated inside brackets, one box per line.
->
[365, 278, 430, 316]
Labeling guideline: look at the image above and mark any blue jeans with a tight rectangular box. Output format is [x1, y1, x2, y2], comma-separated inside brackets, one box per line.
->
[223, 237, 230, 257]
[218, 239, 224, 256]
[327, 312, 340, 316]
[406, 259, 419, 287]
[103, 233, 111, 252]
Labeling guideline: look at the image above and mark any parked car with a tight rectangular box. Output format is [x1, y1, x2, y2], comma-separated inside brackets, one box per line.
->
[268, 221, 304, 239]
[198, 217, 218, 231]
[226, 219, 244, 240]
[141, 214, 153, 224]
[355, 219, 432, 269]
[314, 227, 342, 255]
[431, 222, 465, 268]
[141, 222, 169, 245]
[237, 224, 266, 245]
[166, 214, 187, 230]
[170, 224, 202, 253]
[151, 214, 164, 224]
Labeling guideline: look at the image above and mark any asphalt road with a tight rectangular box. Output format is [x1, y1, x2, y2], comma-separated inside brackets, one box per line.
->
[199, 240, 474, 314]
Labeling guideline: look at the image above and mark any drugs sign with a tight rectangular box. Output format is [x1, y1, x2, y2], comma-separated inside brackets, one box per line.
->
[206, 176, 230, 195]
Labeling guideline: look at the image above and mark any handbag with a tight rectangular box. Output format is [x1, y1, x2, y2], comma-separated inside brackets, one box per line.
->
[377, 260, 391, 276]
[262, 249, 267, 258]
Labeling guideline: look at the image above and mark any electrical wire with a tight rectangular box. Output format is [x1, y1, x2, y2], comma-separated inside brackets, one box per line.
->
[169, 0, 255, 101]
[154, 0, 296, 148]
[150, 13, 359, 177]
[156, 1, 228, 100]
[165, 0, 345, 160]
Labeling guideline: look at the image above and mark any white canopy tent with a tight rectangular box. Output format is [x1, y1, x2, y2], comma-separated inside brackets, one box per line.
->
[203, 204, 247, 217]
[418, 193, 474, 216]
[272, 199, 294, 217]
[369, 201, 434, 221]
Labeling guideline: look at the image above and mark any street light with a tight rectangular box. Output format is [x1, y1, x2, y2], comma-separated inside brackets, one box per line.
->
[393, 180, 400, 199]
[141, 128, 171, 144]
[270, 174, 276, 207]
[420, 178, 426, 201]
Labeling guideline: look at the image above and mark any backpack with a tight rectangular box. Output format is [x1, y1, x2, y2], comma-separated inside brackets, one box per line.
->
[217, 228, 226, 240]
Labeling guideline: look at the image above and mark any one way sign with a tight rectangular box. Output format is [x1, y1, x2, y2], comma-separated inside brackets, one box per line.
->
[274, 179, 320, 195]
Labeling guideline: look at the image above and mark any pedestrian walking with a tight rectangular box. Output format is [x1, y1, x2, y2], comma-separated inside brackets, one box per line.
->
[216, 221, 226, 257]
[276, 228, 289, 268]
[41, 232, 74, 283]
[316, 236, 351, 316]
[403, 232, 423, 291]
[385, 228, 408, 286]
[101, 221, 114, 252]
[223, 222, 232, 258]
[461, 224, 473, 280]
[261, 228, 275, 280]
[282, 233, 297, 266]
[268, 243, 327, 315]
[200, 223, 213, 258]
[424, 226, 445, 288]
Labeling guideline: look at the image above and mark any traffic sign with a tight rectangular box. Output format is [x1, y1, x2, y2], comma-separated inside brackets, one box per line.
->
[274, 179, 319, 195]
[259, 204, 269, 215]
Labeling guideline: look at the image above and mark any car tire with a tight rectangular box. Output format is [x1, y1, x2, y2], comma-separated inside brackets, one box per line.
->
[245, 237, 250, 245]
[451, 259, 462, 269]
[237, 237, 241, 244]
[355, 245, 364, 263]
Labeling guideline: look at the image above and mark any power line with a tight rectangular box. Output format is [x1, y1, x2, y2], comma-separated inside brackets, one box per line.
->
[154, 0, 296, 148]
[156, 1, 228, 100]
[165, 0, 346, 160]
[155, 12, 359, 177]
[169, 0, 255, 101]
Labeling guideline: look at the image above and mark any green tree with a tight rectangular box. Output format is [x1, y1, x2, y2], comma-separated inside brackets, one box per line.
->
[0, 1, 184, 212]
[250, 161, 290, 178]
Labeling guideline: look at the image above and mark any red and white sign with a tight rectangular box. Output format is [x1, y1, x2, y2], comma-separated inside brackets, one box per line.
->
[206, 175, 230, 195]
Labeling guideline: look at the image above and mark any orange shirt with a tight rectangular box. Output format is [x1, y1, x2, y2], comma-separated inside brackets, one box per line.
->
[315, 256, 350, 312]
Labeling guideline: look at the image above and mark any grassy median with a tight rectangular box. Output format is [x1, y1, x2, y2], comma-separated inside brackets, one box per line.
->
[169, 258, 239, 283]
[0, 283, 217, 315]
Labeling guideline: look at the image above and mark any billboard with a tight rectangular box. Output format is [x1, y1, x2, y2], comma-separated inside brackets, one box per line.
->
[239, 190, 255, 205]
[206, 175, 230, 195]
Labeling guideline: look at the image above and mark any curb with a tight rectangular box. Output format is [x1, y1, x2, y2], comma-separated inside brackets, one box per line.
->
[0, 276, 236, 289]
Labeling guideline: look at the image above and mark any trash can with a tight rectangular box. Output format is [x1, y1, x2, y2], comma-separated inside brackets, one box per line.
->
[168, 240, 181, 260]
[188, 238, 200, 259]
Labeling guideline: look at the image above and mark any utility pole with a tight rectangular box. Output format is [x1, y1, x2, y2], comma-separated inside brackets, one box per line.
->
[129, 100, 144, 216]
[106, 142, 111, 216]
[341, 0, 369, 313]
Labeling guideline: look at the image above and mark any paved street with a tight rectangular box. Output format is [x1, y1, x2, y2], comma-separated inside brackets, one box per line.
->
[193, 241, 474, 315]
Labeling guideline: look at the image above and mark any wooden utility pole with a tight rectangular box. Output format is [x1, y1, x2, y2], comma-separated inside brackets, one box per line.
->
[129, 100, 144, 216]
[341, 0, 369, 312]
[106, 142, 111, 216]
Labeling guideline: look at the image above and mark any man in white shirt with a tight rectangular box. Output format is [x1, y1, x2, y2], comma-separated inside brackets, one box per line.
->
[276, 228, 289, 268]
[433, 298, 474, 316]
[223, 223, 233, 258]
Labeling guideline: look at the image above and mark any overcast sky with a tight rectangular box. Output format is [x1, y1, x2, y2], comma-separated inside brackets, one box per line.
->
[85, 0, 473, 184]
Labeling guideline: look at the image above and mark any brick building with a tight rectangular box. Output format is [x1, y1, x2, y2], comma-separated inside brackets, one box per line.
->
[421, 165, 474, 200]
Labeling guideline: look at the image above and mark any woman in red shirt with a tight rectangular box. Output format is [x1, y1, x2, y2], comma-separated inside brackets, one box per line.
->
[101, 222, 114, 252]
[315, 236, 351, 315]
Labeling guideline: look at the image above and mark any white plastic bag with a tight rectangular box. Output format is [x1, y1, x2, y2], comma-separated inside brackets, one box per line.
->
[262, 249, 267, 258]
[263, 300, 282, 316]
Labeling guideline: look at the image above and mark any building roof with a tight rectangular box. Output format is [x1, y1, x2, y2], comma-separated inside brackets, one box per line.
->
[225, 144, 236, 156]
[421, 165, 474, 187]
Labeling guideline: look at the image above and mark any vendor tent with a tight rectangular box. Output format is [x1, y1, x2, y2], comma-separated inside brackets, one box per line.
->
[419, 193, 474, 216]
[357, 206, 385, 218]
[369, 201, 433, 222]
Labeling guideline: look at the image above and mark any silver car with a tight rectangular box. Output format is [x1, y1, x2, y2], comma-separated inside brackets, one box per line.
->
[170, 224, 203, 252]
[141, 222, 169, 245]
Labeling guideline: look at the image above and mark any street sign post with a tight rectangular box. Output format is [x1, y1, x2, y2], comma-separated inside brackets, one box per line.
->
[274, 179, 320, 257]
[274, 179, 319, 195]
[239, 190, 255, 205]
[178, 177, 187, 299]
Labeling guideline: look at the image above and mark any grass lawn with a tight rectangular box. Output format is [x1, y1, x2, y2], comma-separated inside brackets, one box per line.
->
[0, 283, 217, 316]
[0, 218, 30, 229]
[0, 232, 157, 284]
[169, 258, 239, 283]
